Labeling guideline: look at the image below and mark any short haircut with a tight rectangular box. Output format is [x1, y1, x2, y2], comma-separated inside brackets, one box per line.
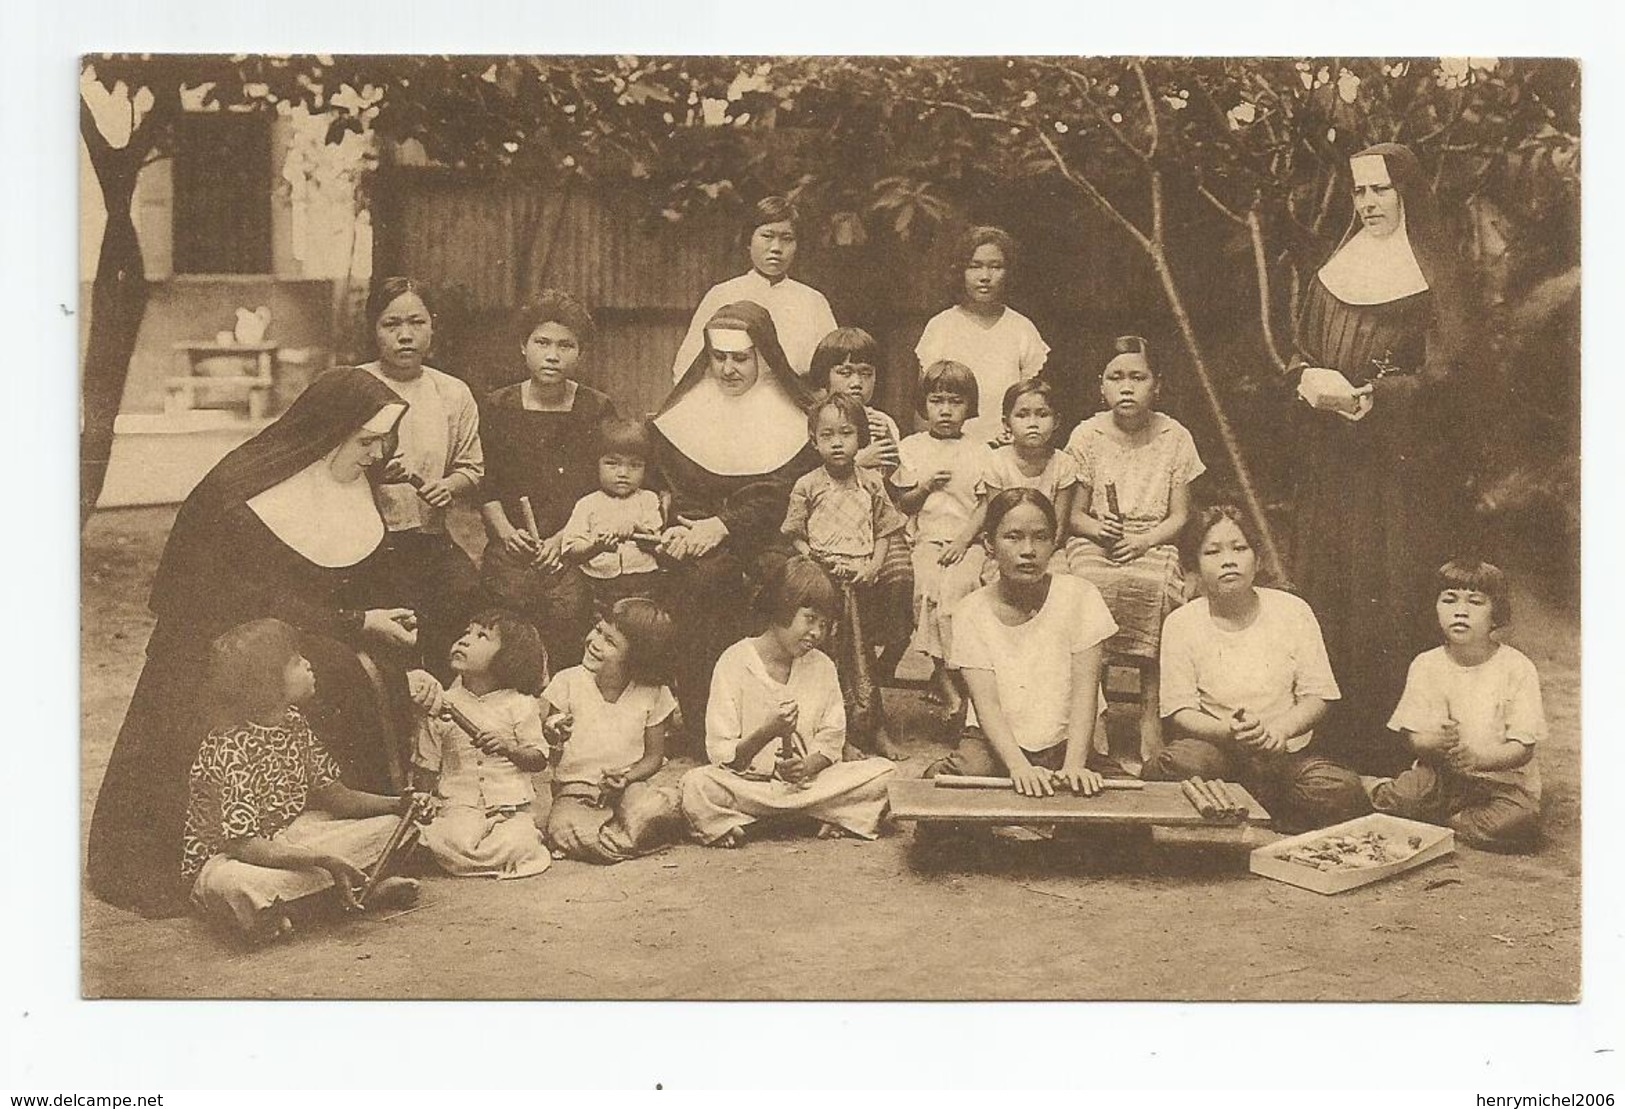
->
[757, 554, 840, 627]
[917, 359, 980, 418]
[807, 392, 873, 448]
[808, 327, 881, 391]
[464, 608, 548, 696]
[1436, 558, 1512, 627]
[983, 486, 1058, 538]
[1177, 504, 1262, 573]
[597, 416, 652, 462]
[366, 276, 435, 328]
[206, 618, 304, 728]
[950, 225, 1018, 295]
[605, 597, 677, 687]
[749, 195, 800, 233]
[515, 288, 597, 349]
[1002, 377, 1056, 419]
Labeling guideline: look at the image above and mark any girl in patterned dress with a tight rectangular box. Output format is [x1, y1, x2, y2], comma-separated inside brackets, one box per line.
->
[182, 619, 418, 944]
[1066, 336, 1206, 772]
[782, 393, 910, 757]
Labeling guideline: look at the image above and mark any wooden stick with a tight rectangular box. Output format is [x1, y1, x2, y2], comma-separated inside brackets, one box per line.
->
[1190, 776, 1230, 818]
[518, 495, 542, 543]
[1104, 481, 1122, 520]
[357, 793, 427, 906]
[933, 775, 1145, 791]
[1180, 779, 1217, 818]
[1211, 779, 1249, 818]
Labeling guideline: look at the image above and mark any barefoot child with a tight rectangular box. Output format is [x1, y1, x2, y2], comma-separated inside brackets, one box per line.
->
[183, 619, 418, 943]
[1066, 336, 1205, 770]
[930, 489, 1116, 797]
[892, 359, 993, 717]
[559, 416, 666, 612]
[541, 598, 686, 864]
[409, 610, 552, 879]
[782, 393, 909, 756]
[680, 556, 896, 846]
[808, 326, 914, 687]
[1369, 559, 1544, 851]
[1146, 506, 1368, 831]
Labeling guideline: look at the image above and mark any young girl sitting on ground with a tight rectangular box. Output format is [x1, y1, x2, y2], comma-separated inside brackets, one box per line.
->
[680, 556, 896, 847]
[560, 416, 667, 612]
[540, 598, 686, 864]
[183, 619, 418, 944]
[808, 327, 915, 684]
[929, 489, 1117, 798]
[892, 359, 994, 717]
[782, 393, 910, 757]
[1067, 336, 1206, 772]
[1369, 559, 1544, 851]
[1147, 506, 1368, 831]
[409, 610, 552, 879]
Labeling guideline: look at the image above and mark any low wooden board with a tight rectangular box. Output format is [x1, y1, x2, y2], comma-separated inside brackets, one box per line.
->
[889, 779, 1271, 826]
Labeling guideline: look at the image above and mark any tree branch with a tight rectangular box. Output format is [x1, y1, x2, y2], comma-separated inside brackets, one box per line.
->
[1248, 206, 1289, 371]
[1131, 59, 1160, 160]
[1046, 62, 1150, 164]
[1196, 182, 1247, 225]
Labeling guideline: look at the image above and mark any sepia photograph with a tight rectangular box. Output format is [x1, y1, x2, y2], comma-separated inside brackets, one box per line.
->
[72, 51, 1586, 1007]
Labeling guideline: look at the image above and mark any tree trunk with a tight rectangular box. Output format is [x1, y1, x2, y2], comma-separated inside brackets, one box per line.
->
[1145, 242, 1288, 583]
[79, 122, 150, 527]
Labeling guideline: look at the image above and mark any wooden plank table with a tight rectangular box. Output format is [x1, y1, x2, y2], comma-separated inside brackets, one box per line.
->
[889, 778, 1272, 828]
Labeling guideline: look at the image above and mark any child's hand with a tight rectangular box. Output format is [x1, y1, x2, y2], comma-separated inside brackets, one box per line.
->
[472, 729, 512, 759]
[1009, 762, 1056, 798]
[771, 699, 800, 738]
[1445, 738, 1482, 773]
[591, 528, 620, 553]
[317, 854, 368, 909]
[1094, 514, 1124, 546]
[1110, 533, 1152, 563]
[774, 751, 823, 786]
[405, 670, 446, 717]
[939, 538, 970, 566]
[601, 767, 631, 793]
[856, 439, 899, 471]
[381, 456, 411, 484]
[1230, 709, 1283, 753]
[533, 533, 564, 573]
[925, 469, 954, 492]
[409, 790, 442, 822]
[416, 476, 457, 508]
[1054, 763, 1103, 796]
[543, 712, 574, 746]
[849, 561, 879, 586]
[1412, 719, 1459, 757]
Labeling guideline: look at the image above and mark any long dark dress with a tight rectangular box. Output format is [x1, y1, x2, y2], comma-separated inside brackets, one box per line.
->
[1292, 276, 1461, 772]
[478, 381, 619, 666]
[649, 429, 821, 749]
[86, 507, 407, 916]
[87, 368, 411, 918]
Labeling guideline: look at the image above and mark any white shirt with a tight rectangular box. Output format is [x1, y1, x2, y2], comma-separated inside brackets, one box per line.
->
[705, 638, 846, 772]
[950, 575, 1118, 753]
[893, 432, 994, 545]
[1159, 589, 1341, 753]
[914, 305, 1049, 445]
[1387, 644, 1544, 796]
[560, 489, 664, 578]
[363, 364, 484, 534]
[976, 445, 1079, 507]
[413, 680, 544, 810]
[542, 666, 677, 788]
[670, 271, 838, 380]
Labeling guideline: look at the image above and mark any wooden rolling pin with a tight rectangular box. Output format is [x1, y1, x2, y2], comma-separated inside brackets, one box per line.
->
[518, 495, 542, 543]
[355, 792, 428, 907]
[933, 775, 1144, 791]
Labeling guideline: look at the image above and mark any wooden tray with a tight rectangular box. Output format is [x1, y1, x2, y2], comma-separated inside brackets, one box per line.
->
[1249, 813, 1454, 895]
[889, 778, 1271, 827]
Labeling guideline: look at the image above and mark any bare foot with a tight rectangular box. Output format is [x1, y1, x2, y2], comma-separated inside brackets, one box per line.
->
[867, 729, 906, 761]
[817, 822, 855, 840]
[363, 876, 420, 912]
[713, 828, 746, 849]
[246, 909, 295, 946]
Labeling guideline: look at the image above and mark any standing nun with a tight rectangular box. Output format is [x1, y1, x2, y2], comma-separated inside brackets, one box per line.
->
[1289, 142, 1470, 775]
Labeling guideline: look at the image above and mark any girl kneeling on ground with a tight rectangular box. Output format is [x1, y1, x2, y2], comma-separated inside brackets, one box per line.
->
[1146, 505, 1368, 831]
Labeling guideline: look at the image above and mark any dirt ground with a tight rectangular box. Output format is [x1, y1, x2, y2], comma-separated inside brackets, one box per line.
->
[80, 506, 1582, 1001]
